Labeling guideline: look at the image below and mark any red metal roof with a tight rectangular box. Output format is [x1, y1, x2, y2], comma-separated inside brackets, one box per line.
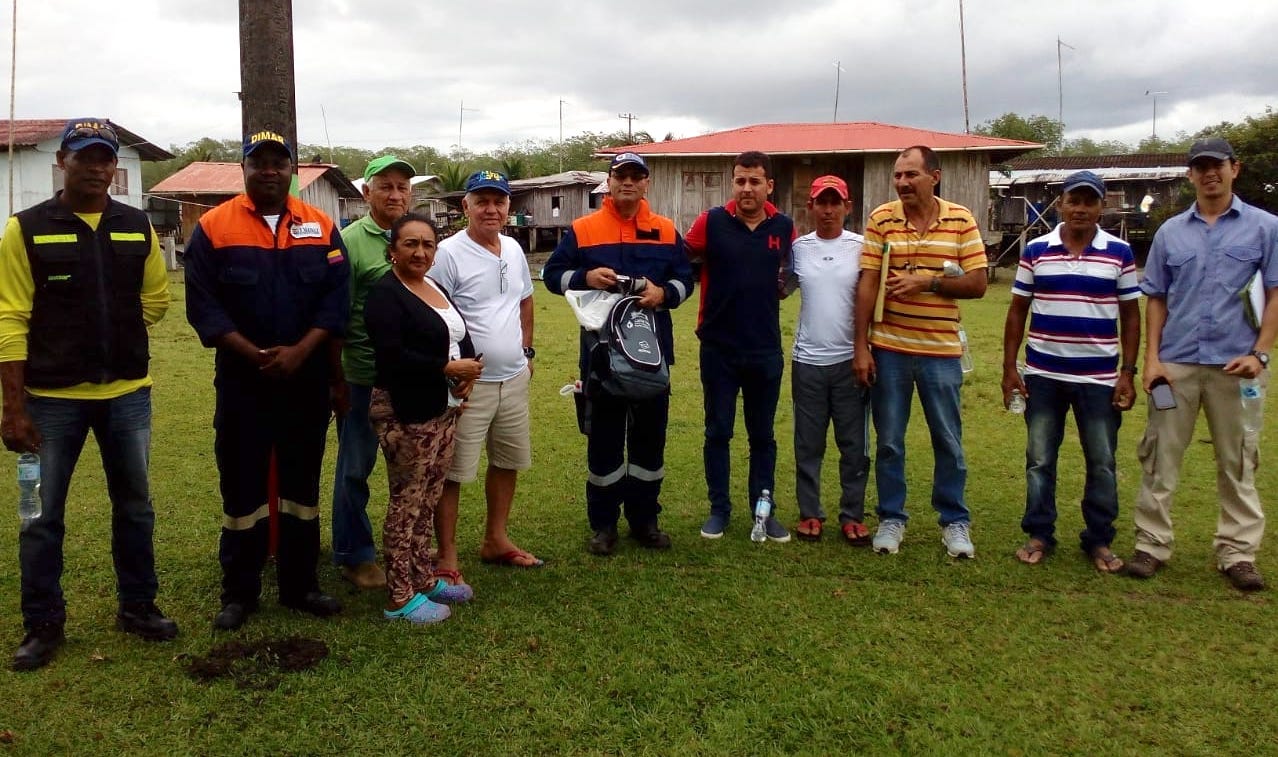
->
[0, 118, 174, 160]
[597, 122, 1040, 158]
[150, 162, 360, 197]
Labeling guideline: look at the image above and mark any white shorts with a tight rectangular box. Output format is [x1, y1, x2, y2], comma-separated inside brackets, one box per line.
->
[446, 366, 532, 482]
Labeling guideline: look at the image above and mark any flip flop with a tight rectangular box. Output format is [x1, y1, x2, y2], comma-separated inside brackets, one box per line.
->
[841, 521, 871, 547]
[479, 549, 545, 568]
[796, 518, 823, 542]
[1015, 538, 1051, 565]
[1089, 546, 1125, 574]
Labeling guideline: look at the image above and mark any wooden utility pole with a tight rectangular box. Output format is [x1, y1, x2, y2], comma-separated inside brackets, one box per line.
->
[239, 0, 297, 156]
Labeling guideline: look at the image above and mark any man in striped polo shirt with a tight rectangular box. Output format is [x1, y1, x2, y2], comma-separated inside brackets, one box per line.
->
[852, 145, 988, 557]
[1001, 171, 1140, 572]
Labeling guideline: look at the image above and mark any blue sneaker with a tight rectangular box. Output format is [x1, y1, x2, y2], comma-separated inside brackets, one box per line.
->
[700, 512, 729, 539]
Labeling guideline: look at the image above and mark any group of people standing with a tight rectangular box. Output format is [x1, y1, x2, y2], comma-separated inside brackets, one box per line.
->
[0, 119, 1273, 674]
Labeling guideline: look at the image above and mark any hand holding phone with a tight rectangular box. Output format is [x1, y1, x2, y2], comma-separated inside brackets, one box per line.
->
[1150, 377, 1176, 410]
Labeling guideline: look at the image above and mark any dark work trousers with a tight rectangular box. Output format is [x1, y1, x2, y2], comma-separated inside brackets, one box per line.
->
[791, 359, 871, 524]
[214, 368, 330, 605]
[585, 388, 670, 531]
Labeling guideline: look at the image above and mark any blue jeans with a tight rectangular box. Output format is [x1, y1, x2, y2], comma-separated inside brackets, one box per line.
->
[1021, 374, 1121, 552]
[331, 382, 377, 567]
[19, 388, 156, 630]
[700, 342, 783, 517]
[870, 348, 968, 526]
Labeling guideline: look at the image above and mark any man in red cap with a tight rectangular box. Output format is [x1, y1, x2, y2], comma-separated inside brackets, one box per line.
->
[784, 176, 870, 544]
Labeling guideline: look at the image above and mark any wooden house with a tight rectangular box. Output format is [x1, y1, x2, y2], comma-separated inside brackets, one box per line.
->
[149, 162, 360, 243]
[435, 170, 607, 252]
[595, 122, 1040, 239]
[0, 118, 173, 219]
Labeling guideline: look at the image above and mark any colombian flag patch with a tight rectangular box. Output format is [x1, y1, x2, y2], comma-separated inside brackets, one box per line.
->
[326, 249, 345, 265]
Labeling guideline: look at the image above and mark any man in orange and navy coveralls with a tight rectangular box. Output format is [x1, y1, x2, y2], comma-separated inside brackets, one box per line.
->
[543, 152, 694, 555]
[184, 130, 349, 630]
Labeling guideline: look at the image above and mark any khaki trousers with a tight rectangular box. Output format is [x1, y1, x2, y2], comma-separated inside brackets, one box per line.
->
[1133, 363, 1266, 569]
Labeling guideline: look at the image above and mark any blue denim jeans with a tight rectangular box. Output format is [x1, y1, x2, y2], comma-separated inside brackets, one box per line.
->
[1021, 374, 1121, 552]
[700, 342, 783, 517]
[19, 388, 156, 630]
[870, 348, 969, 526]
[331, 382, 377, 567]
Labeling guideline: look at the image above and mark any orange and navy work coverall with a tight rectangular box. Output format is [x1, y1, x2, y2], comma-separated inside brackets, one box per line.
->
[184, 194, 349, 606]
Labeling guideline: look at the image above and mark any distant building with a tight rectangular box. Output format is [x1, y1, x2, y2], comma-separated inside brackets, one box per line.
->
[149, 161, 360, 242]
[436, 170, 607, 252]
[595, 122, 1039, 238]
[0, 118, 173, 218]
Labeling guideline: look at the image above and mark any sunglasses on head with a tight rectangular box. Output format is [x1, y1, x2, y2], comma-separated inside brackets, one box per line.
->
[66, 124, 118, 143]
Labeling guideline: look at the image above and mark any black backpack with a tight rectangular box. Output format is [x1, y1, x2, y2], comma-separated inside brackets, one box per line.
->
[586, 295, 669, 401]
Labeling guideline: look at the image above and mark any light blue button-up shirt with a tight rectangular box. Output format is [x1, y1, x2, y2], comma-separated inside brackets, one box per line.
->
[1141, 195, 1278, 365]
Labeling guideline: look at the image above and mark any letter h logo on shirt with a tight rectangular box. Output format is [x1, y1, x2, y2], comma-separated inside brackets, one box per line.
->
[768, 236, 780, 251]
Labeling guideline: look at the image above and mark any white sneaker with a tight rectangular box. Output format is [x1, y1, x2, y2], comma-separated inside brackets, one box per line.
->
[872, 519, 906, 554]
[941, 521, 975, 558]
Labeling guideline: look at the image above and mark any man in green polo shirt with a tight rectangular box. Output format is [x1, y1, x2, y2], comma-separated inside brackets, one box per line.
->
[331, 155, 416, 589]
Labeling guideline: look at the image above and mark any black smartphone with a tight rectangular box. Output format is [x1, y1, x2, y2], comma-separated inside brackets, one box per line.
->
[1150, 377, 1176, 410]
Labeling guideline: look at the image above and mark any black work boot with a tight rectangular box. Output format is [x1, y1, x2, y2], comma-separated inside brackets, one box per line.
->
[587, 526, 619, 556]
[629, 521, 672, 550]
[13, 623, 65, 672]
[117, 602, 179, 641]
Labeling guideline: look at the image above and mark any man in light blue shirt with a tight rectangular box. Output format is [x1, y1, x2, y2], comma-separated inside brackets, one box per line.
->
[1130, 137, 1278, 591]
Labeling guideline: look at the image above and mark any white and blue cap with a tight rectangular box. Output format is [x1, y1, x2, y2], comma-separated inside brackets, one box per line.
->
[609, 152, 649, 176]
[1061, 170, 1105, 198]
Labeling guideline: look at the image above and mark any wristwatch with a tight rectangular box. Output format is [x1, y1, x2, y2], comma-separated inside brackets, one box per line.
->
[523, 347, 536, 360]
[929, 276, 941, 294]
[1120, 364, 1138, 376]
[1250, 350, 1270, 369]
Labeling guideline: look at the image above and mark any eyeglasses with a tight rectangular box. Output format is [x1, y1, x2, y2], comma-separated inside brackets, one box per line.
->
[65, 124, 118, 144]
[499, 260, 508, 293]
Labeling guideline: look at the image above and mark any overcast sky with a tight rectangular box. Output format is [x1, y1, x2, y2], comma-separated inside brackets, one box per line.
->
[6, 0, 1275, 154]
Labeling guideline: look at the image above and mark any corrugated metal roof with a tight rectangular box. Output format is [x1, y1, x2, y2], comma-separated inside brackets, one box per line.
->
[991, 167, 1186, 188]
[1006, 153, 1185, 170]
[509, 170, 606, 191]
[595, 122, 1040, 158]
[0, 118, 174, 160]
[150, 162, 360, 198]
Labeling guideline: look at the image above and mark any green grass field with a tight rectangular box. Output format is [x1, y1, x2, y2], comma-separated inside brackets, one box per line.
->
[0, 272, 1275, 755]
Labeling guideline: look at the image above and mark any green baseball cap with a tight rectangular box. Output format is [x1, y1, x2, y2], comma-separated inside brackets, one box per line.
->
[363, 155, 416, 183]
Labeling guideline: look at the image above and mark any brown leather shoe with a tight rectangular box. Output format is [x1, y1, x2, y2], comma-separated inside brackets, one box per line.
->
[341, 562, 387, 590]
[1126, 550, 1164, 579]
[1223, 561, 1266, 591]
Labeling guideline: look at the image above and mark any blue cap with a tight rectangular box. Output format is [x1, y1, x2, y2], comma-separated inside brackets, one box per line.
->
[609, 152, 649, 175]
[1062, 170, 1105, 198]
[243, 129, 293, 159]
[464, 169, 510, 195]
[61, 118, 118, 155]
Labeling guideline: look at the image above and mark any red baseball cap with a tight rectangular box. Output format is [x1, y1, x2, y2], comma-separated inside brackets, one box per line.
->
[809, 175, 849, 200]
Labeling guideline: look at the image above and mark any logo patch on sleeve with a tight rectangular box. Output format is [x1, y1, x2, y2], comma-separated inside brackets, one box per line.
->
[326, 249, 345, 265]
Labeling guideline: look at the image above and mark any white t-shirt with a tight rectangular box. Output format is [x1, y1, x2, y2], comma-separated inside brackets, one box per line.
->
[791, 229, 863, 366]
[421, 278, 467, 407]
[430, 230, 533, 382]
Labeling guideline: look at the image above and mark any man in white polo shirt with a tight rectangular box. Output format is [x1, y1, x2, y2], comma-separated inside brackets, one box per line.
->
[429, 170, 542, 579]
[785, 175, 871, 545]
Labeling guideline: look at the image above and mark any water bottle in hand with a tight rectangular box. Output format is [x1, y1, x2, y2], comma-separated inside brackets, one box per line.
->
[17, 452, 41, 525]
[750, 489, 773, 543]
[1241, 377, 1264, 435]
[1008, 389, 1026, 414]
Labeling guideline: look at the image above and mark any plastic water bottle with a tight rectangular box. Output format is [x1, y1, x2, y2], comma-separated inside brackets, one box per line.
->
[1008, 389, 1026, 414]
[750, 489, 773, 543]
[958, 327, 974, 374]
[1241, 377, 1264, 434]
[17, 452, 41, 524]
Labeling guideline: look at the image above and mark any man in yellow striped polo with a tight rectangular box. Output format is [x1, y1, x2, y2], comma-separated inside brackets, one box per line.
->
[852, 145, 988, 558]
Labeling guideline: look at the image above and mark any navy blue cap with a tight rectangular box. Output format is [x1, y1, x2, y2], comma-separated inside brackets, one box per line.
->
[243, 129, 293, 159]
[464, 170, 511, 195]
[61, 118, 118, 155]
[1187, 136, 1235, 165]
[1062, 170, 1105, 198]
[609, 152, 649, 175]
